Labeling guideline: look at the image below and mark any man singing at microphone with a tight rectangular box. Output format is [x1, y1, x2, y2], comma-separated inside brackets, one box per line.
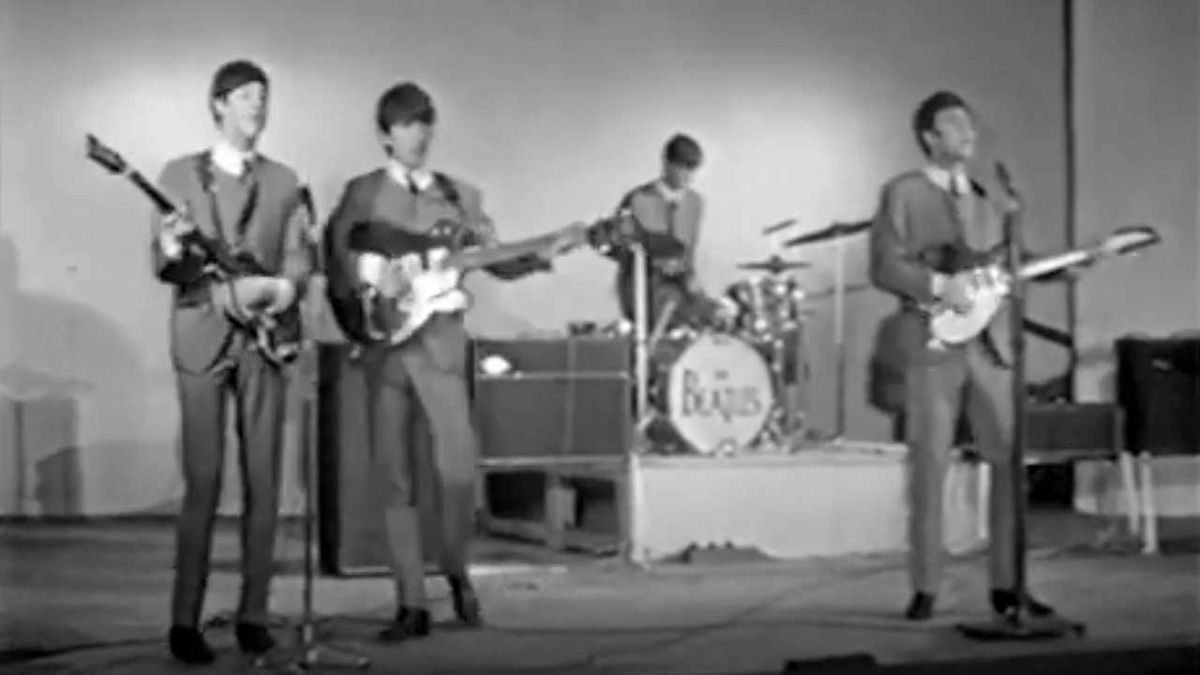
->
[868, 90, 1057, 623]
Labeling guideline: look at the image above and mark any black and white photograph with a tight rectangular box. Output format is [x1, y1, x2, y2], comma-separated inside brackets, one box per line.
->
[0, 0, 1197, 673]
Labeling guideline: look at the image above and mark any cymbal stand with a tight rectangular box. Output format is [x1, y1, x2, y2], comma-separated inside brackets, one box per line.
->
[831, 234, 848, 440]
[633, 242, 650, 436]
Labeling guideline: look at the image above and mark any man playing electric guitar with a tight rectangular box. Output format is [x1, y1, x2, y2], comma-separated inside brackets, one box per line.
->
[868, 90, 1058, 623]
[323, 82, 574, 643]
[152, 60, 313, 664]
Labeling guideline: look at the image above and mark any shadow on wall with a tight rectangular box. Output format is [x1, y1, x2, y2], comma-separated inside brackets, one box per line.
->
[0, 229, 149, 517]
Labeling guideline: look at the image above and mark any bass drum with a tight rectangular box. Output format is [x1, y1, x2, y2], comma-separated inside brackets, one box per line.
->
[650, 332, 775, 455]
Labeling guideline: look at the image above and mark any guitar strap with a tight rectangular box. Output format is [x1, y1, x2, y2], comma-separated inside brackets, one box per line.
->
[194, 151, 262, 323]
[195, 151, 261, 247]
[432, 170, 475, 249]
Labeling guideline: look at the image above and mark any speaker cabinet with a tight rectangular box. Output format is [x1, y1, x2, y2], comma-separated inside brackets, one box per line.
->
[1116, 335, 1200, 455]
[316, 344, 439, 576]
[1025, 403, 1122, 456]
[472, 337, 633, 460]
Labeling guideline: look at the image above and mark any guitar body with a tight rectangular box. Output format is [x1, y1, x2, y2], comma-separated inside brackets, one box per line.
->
[918, 242, 1010, 346]
[206, 252, 304, 366]
[346, 221, 478, 346]
[928, 283, 1008, 345]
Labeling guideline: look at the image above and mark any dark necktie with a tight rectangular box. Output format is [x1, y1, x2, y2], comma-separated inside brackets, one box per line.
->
[406, 173, 420, 196]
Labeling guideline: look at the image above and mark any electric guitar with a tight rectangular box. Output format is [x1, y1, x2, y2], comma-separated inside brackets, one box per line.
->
[85, 133, 303, 367]
[346, 213, 631, 346]
[923, 225, 1160, 345]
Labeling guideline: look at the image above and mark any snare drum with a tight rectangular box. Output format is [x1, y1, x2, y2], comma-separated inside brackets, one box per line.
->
[650, 332, 775, 455]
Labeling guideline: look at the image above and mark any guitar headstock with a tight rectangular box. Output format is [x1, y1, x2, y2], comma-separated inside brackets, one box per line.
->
[85, 134, 128, 175]
[585, 210, 638, 253]
[1096, 224, 1161, 258]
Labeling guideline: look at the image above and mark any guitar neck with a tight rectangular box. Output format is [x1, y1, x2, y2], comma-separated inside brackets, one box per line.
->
[444, 230, 563, 271]
[126, 169, 181, 216]
[123, 167, 254, 274]
[1017, 249, 1092, 281]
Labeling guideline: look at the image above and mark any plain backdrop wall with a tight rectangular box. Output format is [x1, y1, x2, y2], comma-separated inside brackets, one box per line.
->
[0, 0, 1074, 516]
[1072, 0, 1200, 400]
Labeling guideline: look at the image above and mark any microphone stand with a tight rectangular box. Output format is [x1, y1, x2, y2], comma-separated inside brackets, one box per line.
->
[257, 186, 371, 672]
[957, 164, 1084, 641]
[832, 233, 847, 440]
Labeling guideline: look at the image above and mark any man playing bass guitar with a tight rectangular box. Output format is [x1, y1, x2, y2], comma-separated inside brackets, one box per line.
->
[152, 59, 313, 664]
[323, 81, 573, 642]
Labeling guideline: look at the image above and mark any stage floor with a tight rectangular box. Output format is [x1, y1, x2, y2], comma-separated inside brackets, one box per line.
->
[1, 509, 1198, 674]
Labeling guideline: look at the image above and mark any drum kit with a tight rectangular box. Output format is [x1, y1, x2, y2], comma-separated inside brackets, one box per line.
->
[635, 219, 872, 456]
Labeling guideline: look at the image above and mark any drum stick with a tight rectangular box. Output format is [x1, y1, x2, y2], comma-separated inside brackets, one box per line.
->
[646, 298, 679, 352]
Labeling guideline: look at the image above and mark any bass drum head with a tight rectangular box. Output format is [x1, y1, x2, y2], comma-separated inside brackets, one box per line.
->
[663, 332, 774, 454]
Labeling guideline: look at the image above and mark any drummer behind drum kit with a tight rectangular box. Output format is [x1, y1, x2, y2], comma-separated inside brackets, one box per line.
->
[639, 219, 870, 456]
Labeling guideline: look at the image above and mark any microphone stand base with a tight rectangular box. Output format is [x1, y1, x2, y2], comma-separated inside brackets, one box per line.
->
[956, 613, 1086, 642]
[253, 623, 372, 672]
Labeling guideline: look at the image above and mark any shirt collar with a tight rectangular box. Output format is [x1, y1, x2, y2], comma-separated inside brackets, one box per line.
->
[655, 179, 686, 204]
[387, 160, 435, 192]
[924, 164, 971, 196]
[211, 138, 257, 177]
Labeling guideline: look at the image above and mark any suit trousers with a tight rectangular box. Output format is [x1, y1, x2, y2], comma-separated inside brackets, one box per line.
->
[361, 342, 478, 609]
[171, 336, 287, 627]
[904, 341, 1017, 595]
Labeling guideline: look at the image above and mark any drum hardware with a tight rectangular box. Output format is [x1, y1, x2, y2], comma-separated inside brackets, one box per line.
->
[735, 255, 811, 273]
[783, 220, 872, 439]
[647, 297, 680, 353]
[800, 283, 870, 302]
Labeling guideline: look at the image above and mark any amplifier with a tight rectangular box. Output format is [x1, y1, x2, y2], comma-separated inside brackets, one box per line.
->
[316, 344, 441, 576]
[471, 336, 633, 460]
[1025, 403, 1121, 456]
[1116, 335, 1200, 454]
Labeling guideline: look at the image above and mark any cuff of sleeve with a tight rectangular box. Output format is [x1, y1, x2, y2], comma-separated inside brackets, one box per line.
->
[159, 233, 183, 260]
[356, 252, 386, 286]
[930, 272, 947, 298]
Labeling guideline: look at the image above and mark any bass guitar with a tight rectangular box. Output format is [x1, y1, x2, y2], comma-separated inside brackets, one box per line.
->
[346, 213, 631, 346]
[85, 134, 303, 367]
[923, 224, 1160, 346]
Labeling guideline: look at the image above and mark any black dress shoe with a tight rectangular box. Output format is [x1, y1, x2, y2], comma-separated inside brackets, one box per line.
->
[169, 625, 216, 665]
[991, 589, 1056, 618]
[235, 622, 276, 655]
[904, 592, 936, 621]
[449, 575, 483, 626]
[378, 606, 432, 642]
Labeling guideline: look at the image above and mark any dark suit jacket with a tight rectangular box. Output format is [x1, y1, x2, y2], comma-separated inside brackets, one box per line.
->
[323, 169, 542, 376]
[868, 170, 1012, 369]
[151, 153, 312, 374]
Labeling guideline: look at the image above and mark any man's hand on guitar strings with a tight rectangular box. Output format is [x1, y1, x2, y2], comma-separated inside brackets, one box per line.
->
[939, 272, 976, 314]
[262, 278, 297, 316]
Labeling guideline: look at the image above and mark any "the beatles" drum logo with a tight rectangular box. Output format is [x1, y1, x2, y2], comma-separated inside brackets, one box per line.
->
[679, 368, 765, 423]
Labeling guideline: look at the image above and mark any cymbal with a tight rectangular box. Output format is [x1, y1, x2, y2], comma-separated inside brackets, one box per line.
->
[783, 220, 872, 248]
[736, 255, 811, 273]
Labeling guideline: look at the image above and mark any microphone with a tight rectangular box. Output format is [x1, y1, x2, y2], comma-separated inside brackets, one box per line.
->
[297, 184, 316, 223]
